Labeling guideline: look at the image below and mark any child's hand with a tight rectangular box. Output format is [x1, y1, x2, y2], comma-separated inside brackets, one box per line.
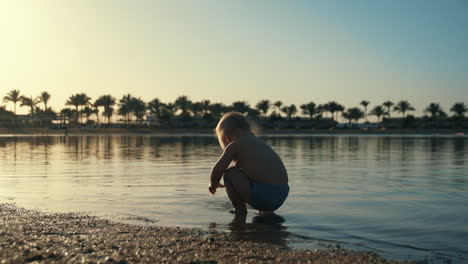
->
[208, 183, 225, 195]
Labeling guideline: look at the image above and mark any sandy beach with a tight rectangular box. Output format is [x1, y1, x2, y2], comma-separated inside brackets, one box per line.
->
[0, 203, 413, 264]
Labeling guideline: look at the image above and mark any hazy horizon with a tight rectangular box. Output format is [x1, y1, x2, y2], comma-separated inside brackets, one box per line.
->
[1, 0, 467, 116]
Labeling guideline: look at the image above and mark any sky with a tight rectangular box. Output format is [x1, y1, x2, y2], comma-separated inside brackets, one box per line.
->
[0, 0, 467, 116]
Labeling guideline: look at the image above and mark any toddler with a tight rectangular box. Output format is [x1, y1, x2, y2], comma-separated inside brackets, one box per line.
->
[209, 112, 289, 215]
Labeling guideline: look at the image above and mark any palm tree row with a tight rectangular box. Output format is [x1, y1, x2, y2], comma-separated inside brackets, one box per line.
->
[2, 90, 51, 115]
[2, 90, 468, 126]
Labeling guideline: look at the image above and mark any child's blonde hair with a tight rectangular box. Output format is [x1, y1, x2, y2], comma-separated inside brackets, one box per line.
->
[215, 112, 253, 148]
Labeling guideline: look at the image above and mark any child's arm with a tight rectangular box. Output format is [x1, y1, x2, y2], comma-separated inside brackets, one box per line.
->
[209, 142, 236, 194]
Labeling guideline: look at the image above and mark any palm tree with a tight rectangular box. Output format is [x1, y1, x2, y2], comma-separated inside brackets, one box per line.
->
[370, 105, 385, 123]
[255, 100, 271, 117]
[300, 102, 317, 119]
[147, 98, 163, 119]
[190, 101, 203, 118]
[118, 94, 133, 124]
[281, 104, 297, 119]
[342, 112, 352, 124]
[81, 106, 96, 123]
[327, 101, 342, 121]
[35, 107, 56, 125]
[450, 102, 467, 118]
[20, 96, 40, 115]
[209, 103, 225, 120]
[201, 100, 211, 116]
[247, 108, 261, 120]
[3, 89, 21, 114]
[95, 95, 116, 124]
[37, 91, 51, 110]
[174, 96, 191, 117]
[166, 103, 177, 115]
[424, 103, 446, 119]
[91, 101, 100, 124]
[336, 103, 345, 123]
[273, 101, 283, 116]
[159, 103, 177, 122]
[232, 101, 250, 114]
[289, 105, 297, 118]
[222, 104, 233, 114]
[131, 97, 146, 123]
[60, 108, 75, 124]
[345, 107, 364, 123]
[360, 100, 370, 121]
[66, 94, 81, 122]
[77, 93, 91, 122]
[318, 103, 330, 118]
[66, 93, 91, 123]
[393, 100, 415, 118]
[300, 104, 308, 118]
[103, 107, 114, 124]
[383, 101, 394, 117]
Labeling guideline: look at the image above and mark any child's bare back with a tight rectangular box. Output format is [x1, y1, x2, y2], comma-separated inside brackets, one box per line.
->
[228, 134, 288, 186]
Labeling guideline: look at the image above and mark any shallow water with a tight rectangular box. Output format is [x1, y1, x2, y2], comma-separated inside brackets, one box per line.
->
[0, 134, 467, 263]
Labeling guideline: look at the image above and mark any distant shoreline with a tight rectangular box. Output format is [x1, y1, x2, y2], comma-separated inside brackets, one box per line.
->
[0, 127, 466, 136]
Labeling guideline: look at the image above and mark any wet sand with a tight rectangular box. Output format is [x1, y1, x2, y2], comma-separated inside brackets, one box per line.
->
[0, 204, 411, 264]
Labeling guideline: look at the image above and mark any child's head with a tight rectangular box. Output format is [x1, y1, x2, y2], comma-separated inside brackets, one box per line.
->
[215, 112, 253, 148]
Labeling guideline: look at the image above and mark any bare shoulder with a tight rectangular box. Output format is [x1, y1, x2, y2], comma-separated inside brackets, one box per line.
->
[226, 135, 256, 155]
[223, 138, 240, 155]
[233, 134, 256, 147]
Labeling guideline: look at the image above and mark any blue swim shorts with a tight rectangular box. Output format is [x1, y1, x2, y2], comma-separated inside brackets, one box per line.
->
[248, 181, 289, 211]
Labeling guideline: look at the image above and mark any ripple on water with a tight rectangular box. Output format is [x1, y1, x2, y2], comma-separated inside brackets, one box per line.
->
[0, 135, 467, 263]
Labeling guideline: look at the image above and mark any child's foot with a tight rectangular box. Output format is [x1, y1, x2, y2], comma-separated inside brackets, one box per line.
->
[259, 210, 274, 216]
[229, 208, 247, 215]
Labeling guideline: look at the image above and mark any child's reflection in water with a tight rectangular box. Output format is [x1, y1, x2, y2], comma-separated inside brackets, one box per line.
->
[227, 213, 290, 247]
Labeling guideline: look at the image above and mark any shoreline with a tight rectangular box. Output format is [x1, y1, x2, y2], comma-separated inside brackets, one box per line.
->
[0, 203, 410, 264]
[0, 127, 467, 136]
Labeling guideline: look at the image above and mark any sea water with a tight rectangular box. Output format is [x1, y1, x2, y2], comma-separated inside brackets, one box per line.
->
[0, 134, 467, 263]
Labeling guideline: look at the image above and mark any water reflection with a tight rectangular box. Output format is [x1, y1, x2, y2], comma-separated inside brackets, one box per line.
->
[452, 138, 465, 165]
[227, 214, 289, 247]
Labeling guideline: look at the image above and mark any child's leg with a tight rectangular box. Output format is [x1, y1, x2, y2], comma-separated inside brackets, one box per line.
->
[223, 167, 251, 215]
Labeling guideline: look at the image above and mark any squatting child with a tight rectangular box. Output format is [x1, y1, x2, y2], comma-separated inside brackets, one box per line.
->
[208, 112, 289, 215]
